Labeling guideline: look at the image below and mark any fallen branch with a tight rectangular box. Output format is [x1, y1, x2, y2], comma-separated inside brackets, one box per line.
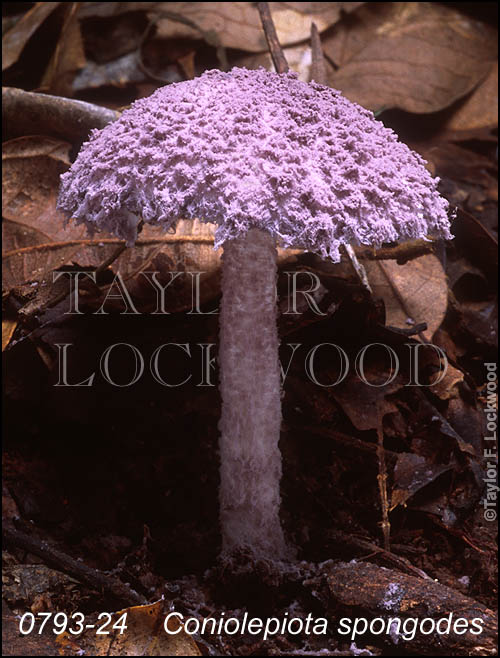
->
[3, 526, 146, 607]
[320, 561, 498, 655]
[2, 87, 119, 142]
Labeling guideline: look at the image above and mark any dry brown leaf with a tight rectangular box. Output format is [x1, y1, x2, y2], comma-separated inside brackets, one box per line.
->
[156, 2, 363, 51]
[2, 136, 89, 288]
[121, 220, 223, 311]
[324, 2, 498, 113]
[391, 453, 454, 510]
[40, 2, 86, 96]
[2, 219, 61, 290]
[2, 229, 98, 291]
[2, 218, 52, 254]
[2, 599, 58, 657]
[429, 363, 464, 400]
[364, 254, 448, 340]
[56, 600, 201, 656]
[412, 142, 498, 201]
[332, 384, 399, 432]
[2, 136, 79, 238]
[330, 365, 403, 431]
[442, 62, 499, 138]
[2, 2, 60, 71]
[79, 2, 362, 51]
[2, 319, 17, 351]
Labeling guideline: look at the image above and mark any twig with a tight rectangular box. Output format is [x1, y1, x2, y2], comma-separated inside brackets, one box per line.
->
[257, 3, 288, 74]
[3, 526, 146, 607]
[300, 424, 398, 464]
[2, 87, 119, 142]
[310, 22, 327, 83]
[3, 234, 216, 259]
[376, 423, 391, 551]
[344, 244, 373, 293]
[327, 531, 430, 580]
[296, 465, 427, 580]
[355, 239, 435, 262]
[95, 220, 144, 277]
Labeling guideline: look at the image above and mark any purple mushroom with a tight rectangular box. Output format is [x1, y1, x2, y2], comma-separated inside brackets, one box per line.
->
[58, 67, 452, 563]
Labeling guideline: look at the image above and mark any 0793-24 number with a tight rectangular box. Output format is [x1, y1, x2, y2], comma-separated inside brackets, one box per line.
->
[18, 611, 128, 636]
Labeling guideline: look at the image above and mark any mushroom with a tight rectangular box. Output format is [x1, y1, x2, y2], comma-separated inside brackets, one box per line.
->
[57, 67, 452, 563]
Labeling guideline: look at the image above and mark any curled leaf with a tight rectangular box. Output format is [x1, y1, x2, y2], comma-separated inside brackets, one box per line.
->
[325, 2, 497, 113]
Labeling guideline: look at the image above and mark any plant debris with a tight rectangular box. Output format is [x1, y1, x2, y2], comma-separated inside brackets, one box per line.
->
[2, 2, 497, 656]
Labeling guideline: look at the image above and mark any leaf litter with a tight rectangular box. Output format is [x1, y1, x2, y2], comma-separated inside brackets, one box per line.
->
[2, 2, 498, 656]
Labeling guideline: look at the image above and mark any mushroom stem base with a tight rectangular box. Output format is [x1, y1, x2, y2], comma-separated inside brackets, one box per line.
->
[219, 228, 288, 560]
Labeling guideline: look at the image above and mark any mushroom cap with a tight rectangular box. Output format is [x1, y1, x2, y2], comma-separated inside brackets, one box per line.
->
[58, 67, 452, 261]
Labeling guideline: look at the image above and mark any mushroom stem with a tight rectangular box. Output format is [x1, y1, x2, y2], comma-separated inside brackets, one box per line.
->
[219, 227, 287, 560]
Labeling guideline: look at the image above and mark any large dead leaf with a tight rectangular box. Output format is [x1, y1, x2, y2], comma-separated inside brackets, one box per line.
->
[40, 2, 86, 96]
[442, 62, 499, 139]
[364, 254, 448, 340]
[2, 136, 87, 289]
[56, 600, 201, 656]
[324, 2, 498, 113]
[79, 2, 363, 51]
[2, 219, 78, 291]
[429, 363, 464, 400]
[2, 2, 60, 71]
[2, 136, 78, 237]
[1, 220, 216, 300]
[390, 452, 454, 509]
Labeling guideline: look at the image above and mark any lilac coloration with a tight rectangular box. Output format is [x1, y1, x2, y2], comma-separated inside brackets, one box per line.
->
[381, 582, 404, 611]
[218, 229, 287, 558]
[58, 67, 452, 260]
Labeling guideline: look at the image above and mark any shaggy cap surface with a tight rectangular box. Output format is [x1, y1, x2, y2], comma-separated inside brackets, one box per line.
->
[58, 67, 452, 260]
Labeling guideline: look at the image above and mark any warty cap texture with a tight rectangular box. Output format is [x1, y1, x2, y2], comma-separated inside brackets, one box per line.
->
[58, 67, 452, 260]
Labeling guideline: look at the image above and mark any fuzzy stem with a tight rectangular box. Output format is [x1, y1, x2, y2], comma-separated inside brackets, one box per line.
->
[218, 228, 287, 559]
